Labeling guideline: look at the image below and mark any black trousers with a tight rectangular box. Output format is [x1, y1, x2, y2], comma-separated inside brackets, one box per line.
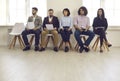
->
[60, 28, 72, 42]
[94, 28, 107, 47]
[22, 29, 41, 47]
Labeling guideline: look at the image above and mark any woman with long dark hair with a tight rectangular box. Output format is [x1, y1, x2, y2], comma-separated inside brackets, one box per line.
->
[92, 8, 112, 52]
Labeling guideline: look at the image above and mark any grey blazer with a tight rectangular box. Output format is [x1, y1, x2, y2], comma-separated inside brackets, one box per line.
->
[28, 15, 42, 29]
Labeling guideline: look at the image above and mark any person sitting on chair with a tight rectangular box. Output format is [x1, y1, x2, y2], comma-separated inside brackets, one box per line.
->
[59, 8, 73, 52]
[22, 7, 42, 51]
[74, 6, 95, 53]
[92, 8, 112, 53]
[39, 9, 59, 52]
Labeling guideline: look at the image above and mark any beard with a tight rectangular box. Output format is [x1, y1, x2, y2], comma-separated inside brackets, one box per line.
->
[32, 13, 36, 15]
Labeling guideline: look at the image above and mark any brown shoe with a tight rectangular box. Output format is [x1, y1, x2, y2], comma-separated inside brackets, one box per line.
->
[108, 44, 112, 47]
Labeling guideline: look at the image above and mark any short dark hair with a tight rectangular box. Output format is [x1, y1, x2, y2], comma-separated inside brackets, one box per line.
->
[63, 8, 70, 16]
[78, 6, 88, 16]
[32, 7, 38, 11]
[48, 9, 54, 12]
[97, 8, 105, 19]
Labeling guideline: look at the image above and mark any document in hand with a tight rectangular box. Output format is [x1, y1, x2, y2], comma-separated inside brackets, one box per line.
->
[46, 24, 54, 30]
[26, 22, 35, 29]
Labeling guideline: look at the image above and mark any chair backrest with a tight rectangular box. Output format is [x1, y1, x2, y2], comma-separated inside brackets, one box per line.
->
[10, 23, 25, 34]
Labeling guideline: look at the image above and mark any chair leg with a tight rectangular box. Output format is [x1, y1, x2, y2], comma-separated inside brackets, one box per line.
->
[19, 36, 25, 48]
[92, 40, 97, 49]
[68, 41, 73, 50]
[82, 36, 86, 43]
[18, 35, 25, 49]
[45, 36, 50, 48]
[94, 37, 99, 51]
[13, 36, 17, 48]
[103, 39, 109, 51]
[92, 37, 99, 50]
[9, 36, 16, 49]
[59, 40, 64, 49]
[51, 36, 55, 46]
[74, 43, 79, 51]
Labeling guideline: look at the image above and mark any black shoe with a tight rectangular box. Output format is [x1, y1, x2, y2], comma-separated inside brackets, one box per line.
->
[79, 47, 84, 53]
[23, 46, 30, 51]
[39, 47, 45, 51]
[64, 46, 69, 52]
[84, 47, 90, 52]
[108, 44, 112, 47]
[54, 47, 58, 52]
[34, 46, 39, 51]
[100, 49, 103, 53]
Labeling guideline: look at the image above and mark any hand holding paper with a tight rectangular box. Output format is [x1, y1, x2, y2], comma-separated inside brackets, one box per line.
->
[46, 24, 54, 30]
[26, 22, 35, 29]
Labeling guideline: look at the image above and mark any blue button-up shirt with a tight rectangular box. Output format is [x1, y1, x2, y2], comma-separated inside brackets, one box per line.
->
[60, 16, 73, 29]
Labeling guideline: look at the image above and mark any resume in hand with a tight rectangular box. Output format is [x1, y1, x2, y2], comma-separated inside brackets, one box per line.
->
[46, 24, 54, 30]
[26, 22, 35, 29]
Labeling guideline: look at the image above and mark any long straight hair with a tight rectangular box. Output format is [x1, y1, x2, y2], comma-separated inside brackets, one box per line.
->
[97, 8, 105, 19]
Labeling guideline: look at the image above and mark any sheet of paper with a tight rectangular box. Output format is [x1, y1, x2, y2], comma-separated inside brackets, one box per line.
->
[46, 24, 54, 30]
[26, 22, 35, 29]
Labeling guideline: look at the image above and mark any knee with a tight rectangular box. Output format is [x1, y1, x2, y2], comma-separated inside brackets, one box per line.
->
[22, 30, 27, 36]
[90, 32, 95, 37]
[41, 31, 47, 35]
[35, 31, 40, 35]
[74, 30, 80, 38]
[52, 31, 58, 35]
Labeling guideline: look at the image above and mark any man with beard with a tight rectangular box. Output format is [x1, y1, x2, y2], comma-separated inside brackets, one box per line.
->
[22, 7, 42, 51]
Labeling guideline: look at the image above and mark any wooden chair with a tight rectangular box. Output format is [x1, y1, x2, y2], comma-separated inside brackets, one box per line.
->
[74, 35, 87, 51]
[9, 23, 25, 49]
[45, 34, 54, 48]
[59, 40, 73, 50]
[92, 35, 109, 51]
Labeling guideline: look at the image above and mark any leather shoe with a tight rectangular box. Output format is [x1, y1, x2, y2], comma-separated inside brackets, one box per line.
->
[23, 46, 30, 51]
[64, 46, 69, 52]
[108, 44, 112, 47]
[34, 46, 39, 51]
[79, 47, 84, 53]
[84, 47, 90, 52]
[39, 47, 45, 51]
[54, 47, 58, 52]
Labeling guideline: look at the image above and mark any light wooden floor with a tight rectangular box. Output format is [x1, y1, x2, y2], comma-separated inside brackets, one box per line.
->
[0, 46, 120, 81]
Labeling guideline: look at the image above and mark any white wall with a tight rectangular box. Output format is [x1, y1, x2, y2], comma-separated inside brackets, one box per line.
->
[47, 0, 82, 18]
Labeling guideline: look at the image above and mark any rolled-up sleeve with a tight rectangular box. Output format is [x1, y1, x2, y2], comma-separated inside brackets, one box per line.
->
[73, 16, 78, 26]
[87, 17, 90, 27]
[70, 17, 73, 28]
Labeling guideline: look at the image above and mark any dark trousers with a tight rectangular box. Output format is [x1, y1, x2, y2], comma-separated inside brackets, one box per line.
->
[74, 30, 95, 47]
[60, 28, 72, 42]
[94, 28, 107, 47]
[22, 29, 41, 47]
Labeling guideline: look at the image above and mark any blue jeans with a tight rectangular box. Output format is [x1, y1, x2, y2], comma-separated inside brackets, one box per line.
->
[74, 30, 95, 47]
[60, 28, 72, 42]
[22, 29, 41, 47]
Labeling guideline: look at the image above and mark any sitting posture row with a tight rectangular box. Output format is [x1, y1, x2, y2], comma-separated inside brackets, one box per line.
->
[22, 6, 112, 53]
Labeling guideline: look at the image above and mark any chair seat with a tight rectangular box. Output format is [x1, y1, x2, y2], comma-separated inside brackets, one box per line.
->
[92, 34, 109, 52]
[9, 33, 21, 35]
[47, 34, 53, 36]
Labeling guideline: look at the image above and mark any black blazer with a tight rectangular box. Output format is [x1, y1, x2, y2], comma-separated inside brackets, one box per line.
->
[42, 16, 59, 30]
[92, 17, 108, 31]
